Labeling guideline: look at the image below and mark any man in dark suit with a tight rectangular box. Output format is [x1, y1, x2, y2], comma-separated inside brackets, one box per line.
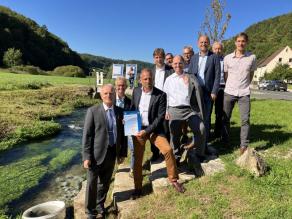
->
[82, 84, 127, 219]
[151, 48, 174, 161]
[114, 77, 134, 176]
[188, 35, 221, 144]
[130, 68, 185, 199]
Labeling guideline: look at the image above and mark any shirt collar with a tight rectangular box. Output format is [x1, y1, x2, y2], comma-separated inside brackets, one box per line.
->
[156, 65, 165, 71]
[141, 87, 153, 95]
[103, 102, 114, 111]
[232, 51, 250, 58]
[199, 51, 209, 57]
[116, 95, 125, 101]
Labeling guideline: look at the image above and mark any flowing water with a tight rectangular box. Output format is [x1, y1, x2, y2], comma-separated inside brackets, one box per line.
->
[0, 108, 88, 216]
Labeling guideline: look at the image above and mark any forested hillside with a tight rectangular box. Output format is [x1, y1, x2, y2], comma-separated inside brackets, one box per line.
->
[223, 13, 292, 62]
[0, 6, 85, 70]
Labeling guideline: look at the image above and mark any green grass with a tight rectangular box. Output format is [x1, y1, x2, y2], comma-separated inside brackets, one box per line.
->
[288, 84, 292, 90]
[0, 71, 114, 90]
[127, 99, 292, 219]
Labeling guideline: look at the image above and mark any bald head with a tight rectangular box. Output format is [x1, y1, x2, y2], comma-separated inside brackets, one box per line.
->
[197, 35, 210, 54]
[172, 55, 184, 75]
[212, 42, 223, 55]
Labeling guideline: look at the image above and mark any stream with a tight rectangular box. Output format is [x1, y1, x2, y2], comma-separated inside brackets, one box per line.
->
[0, 108, 88, 217]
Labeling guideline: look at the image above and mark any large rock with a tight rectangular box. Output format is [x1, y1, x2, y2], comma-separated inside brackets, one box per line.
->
[236, 147, 267, 177]
[184, 148, 225, 177]
[73, 181, 87, 219]
[150, 160, 196, 194]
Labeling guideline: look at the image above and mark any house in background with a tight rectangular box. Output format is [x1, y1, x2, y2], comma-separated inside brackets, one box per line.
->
[253, 46, 292, 82]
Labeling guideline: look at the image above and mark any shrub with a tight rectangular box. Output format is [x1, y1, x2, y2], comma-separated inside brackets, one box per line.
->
[10, 65, 47, 75]
[52, 65, 85, 77]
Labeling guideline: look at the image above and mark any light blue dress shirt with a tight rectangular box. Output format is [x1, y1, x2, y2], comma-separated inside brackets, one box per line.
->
[198, 54, 208, 86]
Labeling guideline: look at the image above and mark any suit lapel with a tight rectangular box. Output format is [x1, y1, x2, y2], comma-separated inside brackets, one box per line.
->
[99, 105, 108, 132]
[148, 88, 156, 114]
[135, 88, 142, 108]
[194, 54, 199, 75]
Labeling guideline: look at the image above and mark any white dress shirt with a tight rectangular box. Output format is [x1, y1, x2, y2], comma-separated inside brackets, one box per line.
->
[138, 88, 152, 126]
[163, 73, 190, 107]
[154, 65, 165, 91]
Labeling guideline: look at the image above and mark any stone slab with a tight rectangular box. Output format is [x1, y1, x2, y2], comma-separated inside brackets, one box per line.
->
[73, 180, 87, 219]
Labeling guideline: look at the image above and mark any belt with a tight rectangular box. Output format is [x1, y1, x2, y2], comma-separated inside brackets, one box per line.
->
[170, 105, 191, 109]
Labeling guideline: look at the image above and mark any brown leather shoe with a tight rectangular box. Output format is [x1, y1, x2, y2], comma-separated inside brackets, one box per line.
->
[240, 146, 247, 155]
[171, 181, 186, 193]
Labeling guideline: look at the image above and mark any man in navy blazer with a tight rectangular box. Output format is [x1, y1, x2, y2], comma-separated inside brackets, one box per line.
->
[188, 35, 221, 143]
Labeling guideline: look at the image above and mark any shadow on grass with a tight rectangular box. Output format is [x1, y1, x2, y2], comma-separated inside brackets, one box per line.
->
[212, 123, 291, 155]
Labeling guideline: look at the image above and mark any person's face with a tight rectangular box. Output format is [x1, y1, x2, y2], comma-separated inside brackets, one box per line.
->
[140, 71, 153, 90]
[154, 54, 165, 67]
[183, 48, 193, 63]
[165, 55, 173, 65]
[172, 57, 184, 74]
[198, 36, 210, 53]
[212, 43, 223, 55]
[115, 80, 126, 97]
[100, 86, 114, 106]
[235, 36, 247, 52]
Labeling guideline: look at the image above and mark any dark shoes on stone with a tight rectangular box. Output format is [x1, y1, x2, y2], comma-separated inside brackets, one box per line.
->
[130, 189, 142, 200]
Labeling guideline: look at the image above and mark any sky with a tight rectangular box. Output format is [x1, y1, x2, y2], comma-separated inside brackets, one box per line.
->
[0, 0, 292, 63]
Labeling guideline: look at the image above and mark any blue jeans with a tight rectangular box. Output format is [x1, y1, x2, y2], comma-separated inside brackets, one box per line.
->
[128, 137, 134, 170]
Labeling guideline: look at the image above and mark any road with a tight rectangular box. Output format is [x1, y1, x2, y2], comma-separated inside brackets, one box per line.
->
[251, 89, 292, 101]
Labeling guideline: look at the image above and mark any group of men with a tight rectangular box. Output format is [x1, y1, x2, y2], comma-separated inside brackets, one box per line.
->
[82, 32, 256, 218]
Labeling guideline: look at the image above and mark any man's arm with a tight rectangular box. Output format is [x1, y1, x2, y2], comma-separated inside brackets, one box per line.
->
[145, 92, 166, 134]
[82, 108, 95, 166]
[211, 54, 221, 96]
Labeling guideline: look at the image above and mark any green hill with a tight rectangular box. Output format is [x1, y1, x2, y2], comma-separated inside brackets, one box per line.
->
[0, 6, 85, 70]
[223, 12, 292, 62]
[81, 53, 154, 77]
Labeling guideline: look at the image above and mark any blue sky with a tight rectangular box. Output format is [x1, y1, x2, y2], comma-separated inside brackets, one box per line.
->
[1, 0, 292, 62]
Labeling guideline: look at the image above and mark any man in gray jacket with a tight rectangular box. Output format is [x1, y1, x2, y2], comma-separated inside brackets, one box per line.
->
[82, 84, 127, 219]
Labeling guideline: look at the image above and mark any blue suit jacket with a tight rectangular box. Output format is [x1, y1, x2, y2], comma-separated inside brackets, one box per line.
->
[188, 50, 221, 95]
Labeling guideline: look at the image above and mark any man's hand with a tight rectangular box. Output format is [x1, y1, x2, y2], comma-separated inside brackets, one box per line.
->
[136, 130, 146, 137]
[117, 157, 125, 164]
[165, 112, 171, 120]
[83, 160, 91, 169]
[211, 93, 217, 101]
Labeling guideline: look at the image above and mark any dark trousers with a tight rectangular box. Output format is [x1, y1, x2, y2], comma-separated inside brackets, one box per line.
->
[169, 115, 206, 160]
[85, 146, 116, 217]
[214, 87, 225, 138]
[222, 93, 251, 147]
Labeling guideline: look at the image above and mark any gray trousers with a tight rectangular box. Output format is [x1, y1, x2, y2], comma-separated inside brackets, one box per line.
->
[222, 93, 250, 147]
[85, 146, 116, 217]
[169, 115, 206, 160]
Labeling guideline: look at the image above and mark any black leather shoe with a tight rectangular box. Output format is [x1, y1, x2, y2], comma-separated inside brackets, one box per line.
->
[150, 154, 160, 162]
[130, 189, 142, 200]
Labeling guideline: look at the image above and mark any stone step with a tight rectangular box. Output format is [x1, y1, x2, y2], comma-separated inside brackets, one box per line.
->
[111, 163, 136, 219]
[73, 181, 87, 219]
[150, 154, 225, 194]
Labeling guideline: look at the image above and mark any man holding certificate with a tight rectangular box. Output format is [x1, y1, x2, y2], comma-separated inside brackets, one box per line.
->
[130, 68, 185, 199]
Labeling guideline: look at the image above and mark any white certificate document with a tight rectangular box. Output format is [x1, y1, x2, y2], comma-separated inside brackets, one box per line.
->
[124, 111, 141, 136]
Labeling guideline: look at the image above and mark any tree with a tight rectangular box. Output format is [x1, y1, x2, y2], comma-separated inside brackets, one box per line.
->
[3, 48, 23, 67]
[264, 63, 292, 81]
[199, 0, 231, 44]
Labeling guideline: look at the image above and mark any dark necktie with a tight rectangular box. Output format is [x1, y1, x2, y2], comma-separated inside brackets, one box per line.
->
[107, 108, 115, 146]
